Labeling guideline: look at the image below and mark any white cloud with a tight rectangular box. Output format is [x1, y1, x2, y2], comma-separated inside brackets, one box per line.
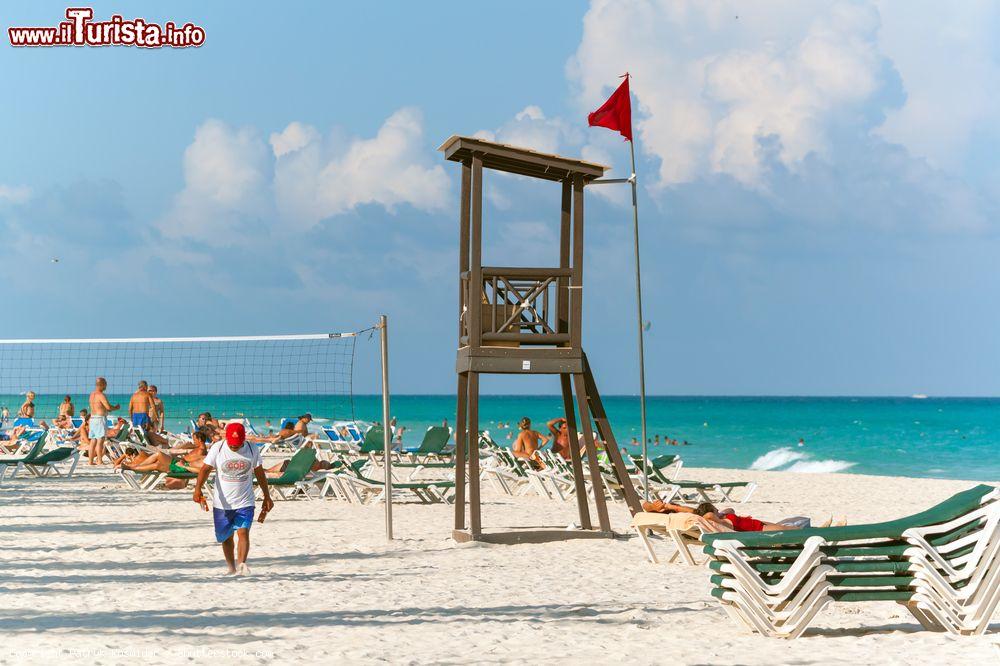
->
[875, 1, 1000, 169]
[273, 107, 449, 228]
[0, 185, 31, 205]
[269, 121, 320, 158]
[158, 119, 271, 244]
[476, 105, 582, 155]
[569, 1, 886, 187]
[160, 108, 450, 243]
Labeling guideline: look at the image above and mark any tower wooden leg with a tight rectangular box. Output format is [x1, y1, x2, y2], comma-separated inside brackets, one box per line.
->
[583, 355, 643, 515]
[573, 373, 611, 532]
[560, 373, 591, 530]
[467, 371, 482, 537]
[454, 372, 468, 531]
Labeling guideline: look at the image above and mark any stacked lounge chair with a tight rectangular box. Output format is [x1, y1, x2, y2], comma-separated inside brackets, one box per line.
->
[701, 484, 1000, 638]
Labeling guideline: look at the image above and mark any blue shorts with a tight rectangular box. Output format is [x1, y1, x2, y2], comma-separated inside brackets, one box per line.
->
[12, 417, 33, 427]
[131, 413, 150, 427]
[213, 507, 254, 543]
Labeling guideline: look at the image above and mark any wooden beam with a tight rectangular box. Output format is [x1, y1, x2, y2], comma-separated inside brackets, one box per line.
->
[458, 160, 471, 342]
[570, 176, 585, 350]
[560, 373, 591, 530]
[573, 372, 611, 532]
[467, 371, 482, 537]
[453, 371, 468, 530]
[558, 180, 571, 337]
[469, 156, 484, 349]
[582, 354, 642, 515]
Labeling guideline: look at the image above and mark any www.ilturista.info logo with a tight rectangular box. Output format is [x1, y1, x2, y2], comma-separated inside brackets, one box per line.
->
[8, 8, 205, 48]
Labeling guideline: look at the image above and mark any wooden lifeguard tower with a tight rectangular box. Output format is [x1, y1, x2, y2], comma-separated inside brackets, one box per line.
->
[440, 136, 642, 544]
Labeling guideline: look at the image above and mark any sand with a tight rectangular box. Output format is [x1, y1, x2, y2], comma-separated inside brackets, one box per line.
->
[0, 465, 997, 665]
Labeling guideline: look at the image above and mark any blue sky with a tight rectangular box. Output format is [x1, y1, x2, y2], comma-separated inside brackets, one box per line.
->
[2, 1, 1000, 396]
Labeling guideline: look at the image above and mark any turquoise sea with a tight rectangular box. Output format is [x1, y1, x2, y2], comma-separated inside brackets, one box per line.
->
[7, 394, 998, 481]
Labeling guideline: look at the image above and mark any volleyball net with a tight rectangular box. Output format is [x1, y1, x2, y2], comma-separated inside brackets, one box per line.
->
[0, 331, 365, 431]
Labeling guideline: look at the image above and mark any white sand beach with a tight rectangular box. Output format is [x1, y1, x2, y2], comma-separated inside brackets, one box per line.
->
[0, 467, 997, 665]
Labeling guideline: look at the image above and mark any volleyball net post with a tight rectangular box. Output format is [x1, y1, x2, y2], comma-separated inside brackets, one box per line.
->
[378, 314, 393, 541]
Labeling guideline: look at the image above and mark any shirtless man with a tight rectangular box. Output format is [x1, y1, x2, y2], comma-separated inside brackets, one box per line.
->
[512, 417, 549, 468]
[58, 395, 75, 418]
[149, 385, 166, 433]
[89, 377, 120, 465]
[129, 381, 156, 431]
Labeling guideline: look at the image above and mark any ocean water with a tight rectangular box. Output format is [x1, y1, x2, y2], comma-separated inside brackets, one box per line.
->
[352, 395, 1000, 482]
[6, 393, 998, 481]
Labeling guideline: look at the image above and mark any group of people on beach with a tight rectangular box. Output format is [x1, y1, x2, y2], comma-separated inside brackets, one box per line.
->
[1, 377, 277, 575]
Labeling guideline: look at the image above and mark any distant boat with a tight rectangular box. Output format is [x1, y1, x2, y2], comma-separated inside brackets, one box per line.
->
[911, 394, 928, 399]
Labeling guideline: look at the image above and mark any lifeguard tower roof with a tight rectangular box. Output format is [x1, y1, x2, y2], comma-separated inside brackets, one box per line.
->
[438, 135, 608, 182]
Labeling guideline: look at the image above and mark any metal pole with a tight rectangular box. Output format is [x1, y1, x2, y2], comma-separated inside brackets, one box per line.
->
[379, 314, 393, 540]
[628, 140, 650, 503]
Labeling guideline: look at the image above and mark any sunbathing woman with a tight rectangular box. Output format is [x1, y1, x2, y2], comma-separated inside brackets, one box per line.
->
[121, 431, 209, 479]
[0, 425, 28, 453]
[641, 500, 844, 532]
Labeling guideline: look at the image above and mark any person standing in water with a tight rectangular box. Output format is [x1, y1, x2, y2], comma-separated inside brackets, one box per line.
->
[193, 422, 274, 576]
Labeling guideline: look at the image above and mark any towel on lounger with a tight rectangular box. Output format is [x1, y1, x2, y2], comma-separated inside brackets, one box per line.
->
[631, 511, 734, 534]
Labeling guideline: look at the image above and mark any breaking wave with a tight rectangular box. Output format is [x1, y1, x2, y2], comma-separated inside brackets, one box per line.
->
[751, 447, 855, 474]
[750, 447, 807, 470]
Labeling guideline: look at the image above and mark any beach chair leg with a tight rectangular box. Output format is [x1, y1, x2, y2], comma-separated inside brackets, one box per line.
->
[118, 469, 142, 491]
[669, 530, 699, 565]
[740, 483, 757, 503]
[901, 602, 946, 632]
[66, 451, 81, 478]
[636, 527, 659, 564]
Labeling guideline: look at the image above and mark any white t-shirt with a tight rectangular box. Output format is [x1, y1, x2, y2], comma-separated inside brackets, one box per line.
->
[204, 441, 262, 510]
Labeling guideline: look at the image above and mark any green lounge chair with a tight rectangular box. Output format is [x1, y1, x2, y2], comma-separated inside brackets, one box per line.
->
[14, 445, 81, 478]
[119, 465, 199, 491]
[402, 426, 453, 462]
[262, 447, 317, 500]
[628, 454, 755, 504]
[0, 434, 49, 482]
[343, 459, 454, 504]
[702, 484, 1000, 638]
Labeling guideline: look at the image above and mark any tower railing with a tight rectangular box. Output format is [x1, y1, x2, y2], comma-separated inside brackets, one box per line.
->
[460, 266, 572, 346]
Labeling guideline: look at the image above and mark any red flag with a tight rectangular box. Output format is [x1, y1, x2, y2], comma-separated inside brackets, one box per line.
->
[588, 74, 632, 141]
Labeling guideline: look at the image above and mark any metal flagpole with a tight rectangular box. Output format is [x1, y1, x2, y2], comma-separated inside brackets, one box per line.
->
[628, 141, 650, 503]
[379, 314, 393, 540]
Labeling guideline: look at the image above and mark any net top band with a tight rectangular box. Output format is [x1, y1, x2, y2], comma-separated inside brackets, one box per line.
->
[0, 333, 356, 344]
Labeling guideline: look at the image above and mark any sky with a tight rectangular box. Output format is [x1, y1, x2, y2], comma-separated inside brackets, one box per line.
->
[2, 1, 1000, 396]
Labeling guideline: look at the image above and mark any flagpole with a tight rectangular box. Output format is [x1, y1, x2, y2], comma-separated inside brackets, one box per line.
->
[628, 139, 650, 504]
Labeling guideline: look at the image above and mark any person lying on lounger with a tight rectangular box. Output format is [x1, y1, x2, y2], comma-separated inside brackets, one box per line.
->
[194, 412, 224, 439]
[263, 457, 337, 477]
[246, 420, 308, 445]
[119, 431, 208, 488]
[0, 426, 30, 454]
[640, 500, 845, 532]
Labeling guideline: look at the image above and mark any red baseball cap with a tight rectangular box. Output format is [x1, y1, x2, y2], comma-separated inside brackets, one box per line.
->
[225, 422, 246, 447]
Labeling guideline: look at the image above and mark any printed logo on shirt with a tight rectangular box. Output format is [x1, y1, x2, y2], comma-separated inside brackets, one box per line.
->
[224, 460, 249, 474]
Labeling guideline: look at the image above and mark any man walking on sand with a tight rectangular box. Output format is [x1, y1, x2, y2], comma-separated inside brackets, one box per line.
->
[88, 377, 120, 465]
[193, 422, 274, 575]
